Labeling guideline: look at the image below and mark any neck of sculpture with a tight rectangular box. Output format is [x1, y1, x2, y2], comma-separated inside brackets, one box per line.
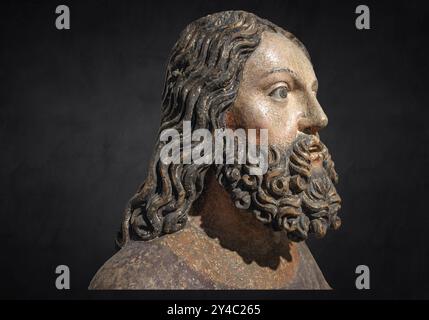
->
[190, 170, 292, 261]
[157, 169, 329, 289]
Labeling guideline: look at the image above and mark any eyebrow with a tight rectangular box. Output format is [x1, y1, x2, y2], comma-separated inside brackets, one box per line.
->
[265, 67, 299, 78]
[263, 67, 302, 86]
[264, 67, 318, 91]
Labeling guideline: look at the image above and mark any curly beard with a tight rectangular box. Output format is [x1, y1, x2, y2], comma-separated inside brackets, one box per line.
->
[215, 134, 342, 242]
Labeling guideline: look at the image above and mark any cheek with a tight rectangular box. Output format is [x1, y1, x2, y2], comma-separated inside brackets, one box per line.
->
[269, 107, 301, 147]
[269, 121, 296, 147]
[230, 95, 301, 148]
[229, 94, 271, 130]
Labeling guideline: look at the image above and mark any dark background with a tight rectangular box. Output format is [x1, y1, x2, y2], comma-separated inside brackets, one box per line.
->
[1, 0, 428, 299]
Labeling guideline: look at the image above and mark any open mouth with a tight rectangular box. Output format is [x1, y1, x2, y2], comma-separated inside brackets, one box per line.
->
[308, 143, 323, 163]
[308, 145, 322, 153]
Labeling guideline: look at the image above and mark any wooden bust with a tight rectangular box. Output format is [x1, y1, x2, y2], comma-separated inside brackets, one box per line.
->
[89, 10, 341, 290]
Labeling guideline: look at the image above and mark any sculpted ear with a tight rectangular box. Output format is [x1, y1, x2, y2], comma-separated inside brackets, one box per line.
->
[223, 110, 238, 130]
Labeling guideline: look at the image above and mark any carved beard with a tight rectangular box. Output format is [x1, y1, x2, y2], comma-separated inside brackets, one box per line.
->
[215, 134, 342, 242]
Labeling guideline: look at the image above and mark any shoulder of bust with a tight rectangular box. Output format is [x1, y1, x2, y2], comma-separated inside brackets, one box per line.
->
[89, 239, 216, 289]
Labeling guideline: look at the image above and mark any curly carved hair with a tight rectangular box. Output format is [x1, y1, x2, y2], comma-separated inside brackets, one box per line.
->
[117, 10, 310, 246]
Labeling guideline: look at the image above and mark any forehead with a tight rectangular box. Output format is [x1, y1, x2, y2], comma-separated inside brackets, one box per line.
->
[242, 31, 315, 84]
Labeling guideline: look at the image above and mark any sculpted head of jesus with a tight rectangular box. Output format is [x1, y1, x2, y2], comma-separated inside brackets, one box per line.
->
[117, 10, 341, 247]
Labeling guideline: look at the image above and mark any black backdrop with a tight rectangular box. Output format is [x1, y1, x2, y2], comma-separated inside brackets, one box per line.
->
[1, 0, 428, 299]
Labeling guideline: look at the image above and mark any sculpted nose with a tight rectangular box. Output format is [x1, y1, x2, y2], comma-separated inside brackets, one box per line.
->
[298, 98, 328, 135]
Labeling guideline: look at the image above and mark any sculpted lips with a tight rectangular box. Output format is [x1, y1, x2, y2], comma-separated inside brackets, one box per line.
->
[309, 143, 323, 163]
[308, 145, 321, 153]
[305, 135, 324, 164]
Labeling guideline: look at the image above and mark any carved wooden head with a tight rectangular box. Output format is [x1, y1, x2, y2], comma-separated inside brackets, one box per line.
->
[117, 10, 341, 246]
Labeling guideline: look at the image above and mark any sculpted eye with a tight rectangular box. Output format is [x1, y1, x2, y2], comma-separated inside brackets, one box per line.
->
[269, 86, 288, 100]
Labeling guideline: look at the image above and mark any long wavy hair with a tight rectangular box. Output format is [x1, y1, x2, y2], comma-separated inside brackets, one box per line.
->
[117, 10, 310, 246]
